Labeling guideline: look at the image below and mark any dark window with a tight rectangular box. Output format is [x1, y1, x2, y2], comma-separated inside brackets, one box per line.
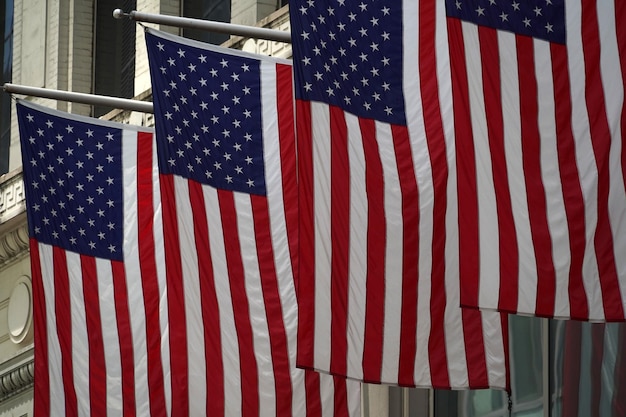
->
[182, 0, 231, 45]
[93, 0, 136, 117]
[0, 0, 13, 175]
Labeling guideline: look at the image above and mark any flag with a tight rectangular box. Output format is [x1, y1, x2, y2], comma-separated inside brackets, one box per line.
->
[291, 0, 509, 389]
[553, 320, 626, 415]
[18, 100, 169, 416]
[145, 28, 360, 416]
[447, 0, 626, 321]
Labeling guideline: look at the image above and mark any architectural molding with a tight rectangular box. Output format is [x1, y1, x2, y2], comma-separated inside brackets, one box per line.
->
[0, 349, 34, 402]
[0, 223, 29, 267]
[0, 169, 25, 225]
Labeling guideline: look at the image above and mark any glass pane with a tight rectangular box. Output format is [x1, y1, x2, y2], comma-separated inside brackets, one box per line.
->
[550, 321, 626, 417]
[437, 316, 544, 417]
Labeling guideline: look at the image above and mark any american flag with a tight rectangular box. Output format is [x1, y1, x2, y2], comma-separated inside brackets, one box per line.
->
[447, 0, 626, 321]
[18, 100, 169, 416]
[291, 0, 509, 389]
[145, 28, 360, 417]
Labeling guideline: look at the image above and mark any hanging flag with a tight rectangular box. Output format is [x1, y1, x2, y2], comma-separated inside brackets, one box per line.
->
[145, 28, 360, 417]
[17, 100, 169, 416]
[291, 0, 509, 389]
[447, 0, 626, 321]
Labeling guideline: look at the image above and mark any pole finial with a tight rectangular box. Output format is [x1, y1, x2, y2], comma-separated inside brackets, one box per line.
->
[112, 9, 127, 19]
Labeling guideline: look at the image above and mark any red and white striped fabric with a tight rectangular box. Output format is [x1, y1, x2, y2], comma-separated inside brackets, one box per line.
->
[448, 0, 626, 321]
[19, 101, 170, 416]
[146, 29, 361, 416]
[290, 0, 509, 389]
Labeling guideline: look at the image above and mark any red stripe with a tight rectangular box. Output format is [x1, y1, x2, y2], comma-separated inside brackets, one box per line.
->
[501, 314, 511, 392]
[136, 131, 168, 417]
[618, 0, 626, 201]
[295, 100, 315, 369]
[460, 309, 489, 389]
[590, 324, 605, 417]
[329, 105, 349, 377]
[31, 240, 50, 416]
[393, 124, 421, 387]
[159, 174, 189, 417]
[478, 26, 519, 313]
[251, 195, 293, 417]
[304, 370, 322, 417]
[53, 247, 78, 417]
[561, 321, 582, 417]
[581, 0, 625, 320]
[110, 261, 136, 416]
[359, 117, 385, 383]
[447, 17, 480, 309]
[187, 180, 224, 416]
[218, 191, 259, 417]
[333, 375, 349, 417]
[550, 44, 589, 320]
[419, 0, 450, 388]
[80, 255, 107, 416]
[276, 63, 299, 292]
[516, 35, 557, 317]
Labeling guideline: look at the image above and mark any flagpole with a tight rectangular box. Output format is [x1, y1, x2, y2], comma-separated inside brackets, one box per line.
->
[3, 83, 154, 113]
[112, 9, 292, 44]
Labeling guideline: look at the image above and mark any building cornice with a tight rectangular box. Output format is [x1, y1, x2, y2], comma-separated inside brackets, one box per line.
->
[0, 346, 34, 401]
[0, 168, 25, 225]
[0, 169, 29, 268]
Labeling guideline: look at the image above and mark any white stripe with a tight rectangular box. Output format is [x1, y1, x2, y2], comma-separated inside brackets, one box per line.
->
[346, 378, 362, 417]
[312, 101, 333, 372]
[95, 258, 123, 415]
[345, 111, 367, 381]
[534, 37, 571, 319]
[377, 121, 403, 384]
[566, 1, 604, 320]
[405, 0, 436, 388]
[173, 177, 207, 416]
[66, 250, 89, 417]
[151, 139, 171, 416]
[497, 29, 538, 315]
[40, 243, 66, 417]
[482, 312, 506, 388]
[121, 129, 152, 415]
[443, 163, 469, 388]
[598, 0, 626, 311]
[261, 61, 306, 415]
[461, 21, 500, 311]
[235, 193, 276, 417]
[438, 6, 469, 386]
[203, 184, 242, 416]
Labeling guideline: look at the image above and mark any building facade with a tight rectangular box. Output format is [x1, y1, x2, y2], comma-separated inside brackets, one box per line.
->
[0, 1, 624, 416]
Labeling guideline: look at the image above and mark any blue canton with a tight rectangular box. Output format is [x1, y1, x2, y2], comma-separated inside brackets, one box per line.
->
[446, 0, 565, 44]
[146, 31, 267, 196]
[290, 0, 406, 125]
[17, 103, 124, 261]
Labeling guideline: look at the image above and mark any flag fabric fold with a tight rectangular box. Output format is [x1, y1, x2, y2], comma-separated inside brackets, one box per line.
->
[18, 100, 169, 417]
[145, 28, 360, 417]
[447, 0, 626, 321]
[290, 0, 509, 389]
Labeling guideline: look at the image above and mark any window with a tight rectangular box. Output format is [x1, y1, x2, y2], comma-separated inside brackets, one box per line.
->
[93, 0, 136, 117]
[182, 0, 231, 46]
[0, 0, 13, 175]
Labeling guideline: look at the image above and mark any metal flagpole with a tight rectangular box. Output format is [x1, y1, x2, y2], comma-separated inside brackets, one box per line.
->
[112, 9, 292, 44]
[3, 83, 154, 113]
